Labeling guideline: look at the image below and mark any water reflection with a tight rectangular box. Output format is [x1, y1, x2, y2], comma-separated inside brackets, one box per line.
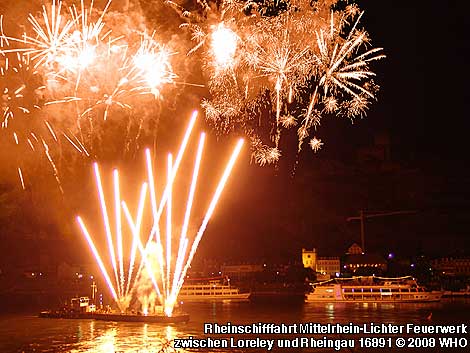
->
[67, 323, 184, 352]
[303, 301, 446, 323]
[89, 320, 95, 339]
[143, 323, 148, 347]
[1, 299, 469, 352]
[94, 327, 116, 352]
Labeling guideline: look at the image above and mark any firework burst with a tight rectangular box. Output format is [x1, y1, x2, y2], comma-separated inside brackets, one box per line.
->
[183, 0, 384, 164]
[132, 32, 177, 98]
[0, 0, 75, 70]
[1, 0, 178, 118]
[210, 22, 239, 72]
[1, 1, 181, 189]
[0, 54, 40, 128]
[309, 136, 324, 152]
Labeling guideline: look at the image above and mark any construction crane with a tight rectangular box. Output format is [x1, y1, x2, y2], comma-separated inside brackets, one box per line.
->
[347, 210, 417, 253]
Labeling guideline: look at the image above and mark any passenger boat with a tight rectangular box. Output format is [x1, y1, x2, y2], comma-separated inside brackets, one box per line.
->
[442, 286, 470, 298]
[306, 276, 442, 303]
[177, 277, 250, 301]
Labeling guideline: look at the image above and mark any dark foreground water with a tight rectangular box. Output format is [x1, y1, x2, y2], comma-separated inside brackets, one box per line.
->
[1, 299, 469, 352]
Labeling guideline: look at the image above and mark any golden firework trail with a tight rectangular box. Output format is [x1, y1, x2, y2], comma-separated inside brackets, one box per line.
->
[76, 111, 244, 316]
[42, 138, 64, 194]
[17, 167, 25, 190]
[77, 216, 119, 301]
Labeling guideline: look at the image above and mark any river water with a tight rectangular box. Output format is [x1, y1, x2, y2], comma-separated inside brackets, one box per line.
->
[1, 299, 469, 352]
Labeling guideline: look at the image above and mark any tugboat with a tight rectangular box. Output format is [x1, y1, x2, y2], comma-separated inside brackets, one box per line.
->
[39, 296, 94, 319]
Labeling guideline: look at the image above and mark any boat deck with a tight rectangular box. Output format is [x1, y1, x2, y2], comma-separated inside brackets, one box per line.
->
[39, 311, 190, 323]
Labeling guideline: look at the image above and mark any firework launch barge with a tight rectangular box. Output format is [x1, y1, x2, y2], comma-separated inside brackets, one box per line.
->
[39, 297, 189, 323]
[39, 311, 189, 323]
[92, 312, 189, 323]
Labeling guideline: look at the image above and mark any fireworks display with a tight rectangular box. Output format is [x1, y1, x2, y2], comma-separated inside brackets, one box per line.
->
[0, 0, 384, 316]
[77, 111, 244, 316]
[182, 0, 384, 163]
[3, 1, 470, 351]
[0, 0, 178, 189]
[0, 0, 385, 193]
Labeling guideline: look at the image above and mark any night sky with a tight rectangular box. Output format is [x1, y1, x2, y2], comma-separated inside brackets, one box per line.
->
[1, 0, 470, 273]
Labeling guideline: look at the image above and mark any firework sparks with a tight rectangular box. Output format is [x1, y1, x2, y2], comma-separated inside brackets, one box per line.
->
[1, 0, 181, 191]
[133, 33, 177, 97]
[184, 0, 384, 163]
[0, 2, 175, 114]
[122, 182, 148, 297]
[250, 136, 281, 166]
[279, 114, 297, 128]
[17, 167, 25, 190]
[93, 162, 120, 298]
[0, 1, 75, 70]
[309, 137, 324, 152]
[173, 138, 244, 312]
[247, 23, 310, 142]
[0, 54, 37, 129]
[76, 112, 244, 316]
[210, 23, 238, 71]
[170, 133, 205, 301]
[42, 138, 63, 193]
[77, 216, 119, 301]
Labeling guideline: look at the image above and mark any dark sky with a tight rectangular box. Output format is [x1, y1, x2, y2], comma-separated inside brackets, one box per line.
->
[356, 0, 470, 160]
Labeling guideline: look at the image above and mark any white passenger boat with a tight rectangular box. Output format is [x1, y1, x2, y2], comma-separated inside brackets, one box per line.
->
[177, 277, 250, 301]
[306, 276, 442, 303]
[442, 286, 470, 298]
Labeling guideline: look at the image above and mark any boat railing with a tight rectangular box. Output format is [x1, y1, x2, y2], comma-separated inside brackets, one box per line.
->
[310, 275, 418, 287]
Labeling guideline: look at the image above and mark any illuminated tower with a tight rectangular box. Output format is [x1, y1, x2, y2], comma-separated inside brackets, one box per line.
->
[302, 248, 317, 270]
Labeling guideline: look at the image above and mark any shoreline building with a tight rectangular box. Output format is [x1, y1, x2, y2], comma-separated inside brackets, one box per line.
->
[431, 257, 470, 277]
[343, 243, 387, 274]
[302, 248, 340, 279]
